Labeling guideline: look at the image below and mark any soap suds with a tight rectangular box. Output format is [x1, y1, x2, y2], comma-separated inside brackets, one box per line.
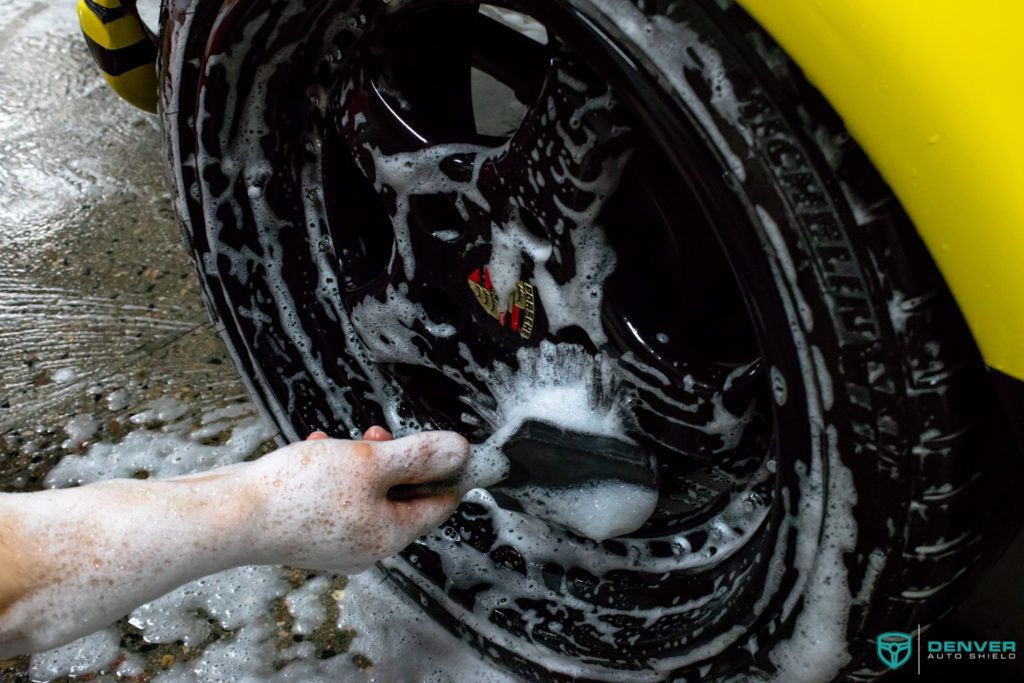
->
[28, 629, 121, 681]
[580, 0, 749, 181]
[457, 342, 632, 494]
[61, 414, 100, 451]
[129, 397, 191, 426]
[452, 342, 656, 540]
[50, 367, 78, 384]
[512, 480, 658, 542]
[45, 411, 271, 486]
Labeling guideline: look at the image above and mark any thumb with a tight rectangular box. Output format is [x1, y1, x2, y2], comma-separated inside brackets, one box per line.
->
[372, 432, 469, 489]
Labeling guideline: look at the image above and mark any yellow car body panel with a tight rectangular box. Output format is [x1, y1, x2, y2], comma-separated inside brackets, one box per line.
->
[737, 0, 1024, 380]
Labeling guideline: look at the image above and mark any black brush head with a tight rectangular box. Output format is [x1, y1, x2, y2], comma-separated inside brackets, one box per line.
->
[388, 420, 657, 504]
[495, 419, 655, 492]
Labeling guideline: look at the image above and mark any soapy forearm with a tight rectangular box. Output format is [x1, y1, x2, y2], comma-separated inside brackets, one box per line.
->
[0, 431, 469, 658]
[0, 469, 259, 657]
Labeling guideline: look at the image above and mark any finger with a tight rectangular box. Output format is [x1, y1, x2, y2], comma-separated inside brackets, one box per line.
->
[363, 426, 393, 442]
[391, 490, 463, 537]
[372, 432, 469, 489]
[306, 431, 329, 441]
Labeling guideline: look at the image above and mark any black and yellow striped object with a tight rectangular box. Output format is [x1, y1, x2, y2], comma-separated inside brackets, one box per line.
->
[78, 0, 158, 113]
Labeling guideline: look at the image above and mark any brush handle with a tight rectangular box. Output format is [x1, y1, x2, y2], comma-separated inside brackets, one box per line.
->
[388, 478, 461, 501]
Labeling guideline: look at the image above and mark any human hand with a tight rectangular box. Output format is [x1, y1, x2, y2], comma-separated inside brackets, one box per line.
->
[242, 427, 469, 575]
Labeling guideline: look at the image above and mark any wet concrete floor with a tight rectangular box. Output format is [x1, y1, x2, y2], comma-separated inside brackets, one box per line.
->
[1, 1, 1022, 681]
[0, 0, 273, 480]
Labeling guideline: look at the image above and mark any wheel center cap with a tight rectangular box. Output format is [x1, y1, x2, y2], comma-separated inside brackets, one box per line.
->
[467, 266, 538, 341]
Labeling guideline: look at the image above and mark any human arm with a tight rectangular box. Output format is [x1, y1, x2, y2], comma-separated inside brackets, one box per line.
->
[0, 428, 468, 657]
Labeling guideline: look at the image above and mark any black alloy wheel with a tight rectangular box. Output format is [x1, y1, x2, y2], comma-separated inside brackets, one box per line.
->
[160, 0, 1024, 680]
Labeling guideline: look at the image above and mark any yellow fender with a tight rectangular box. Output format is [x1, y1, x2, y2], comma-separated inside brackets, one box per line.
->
[77, 0, 157, 113]
[737, 0, 1024, 381]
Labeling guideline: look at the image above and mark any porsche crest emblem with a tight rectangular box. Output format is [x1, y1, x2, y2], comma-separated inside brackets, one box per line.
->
[468, 267, 536, 341]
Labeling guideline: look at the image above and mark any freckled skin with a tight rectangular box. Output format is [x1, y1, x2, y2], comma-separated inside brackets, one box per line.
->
[0, 427, 469, 658]
[0, 517, 30, 618]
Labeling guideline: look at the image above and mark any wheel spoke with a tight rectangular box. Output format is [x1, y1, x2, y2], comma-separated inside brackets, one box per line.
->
[472, 10, 549, 104]
[335, 64, 429, 167]
[621, 356, 766, 460]
[334, 6, 479, 159]
[374, 5, 479, 143]
[480, 54, 636, 241]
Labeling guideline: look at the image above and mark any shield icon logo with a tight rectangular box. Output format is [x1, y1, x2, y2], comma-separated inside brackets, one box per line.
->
[877, 631, 913, 670]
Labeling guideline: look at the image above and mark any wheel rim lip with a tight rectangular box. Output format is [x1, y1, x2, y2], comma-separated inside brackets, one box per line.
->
[174, 0, 831, 671]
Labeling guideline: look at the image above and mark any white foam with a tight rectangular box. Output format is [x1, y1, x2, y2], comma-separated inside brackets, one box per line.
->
[44, 415, 272, 486]
[513, 480, 658, 542]
[324, 570, 516, 683]
[528, 213, 618, 346]
[139, 565, 512, 683]
[61, 413, 100, 450]
[579, 0, 748, 181]
[129, 396, 190, 426]
[350, 282, 455, 366]
[764, 428, 858, 682]
[285, 576, 330, 636]
[754, 209, 860, 682]
[128, 565, 291, 650]
[27, 629, 121, 681]
[51, 367, 78, 384]
[30, 562, 512, 683]
[454, 342, 634, 499]
[368, 143, 491, 282]
[105, 388, 131, 412]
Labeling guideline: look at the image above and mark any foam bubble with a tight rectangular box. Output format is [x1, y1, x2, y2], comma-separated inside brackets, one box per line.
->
[27, 629, 120, 681]
[454, 343, 636, 502]
[61, 413, 100, 450]
[128, 397, 190, 426]
[512, 480, 658, 542]
[51, 367, 78, 384]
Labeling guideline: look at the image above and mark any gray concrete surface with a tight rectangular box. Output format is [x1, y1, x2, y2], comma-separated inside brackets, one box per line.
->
[0, 0, 268, 469]
[1, 1, 1022, 681]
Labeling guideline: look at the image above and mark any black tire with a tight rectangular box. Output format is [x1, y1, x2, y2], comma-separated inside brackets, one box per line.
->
[160, 0, 1023, 680]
